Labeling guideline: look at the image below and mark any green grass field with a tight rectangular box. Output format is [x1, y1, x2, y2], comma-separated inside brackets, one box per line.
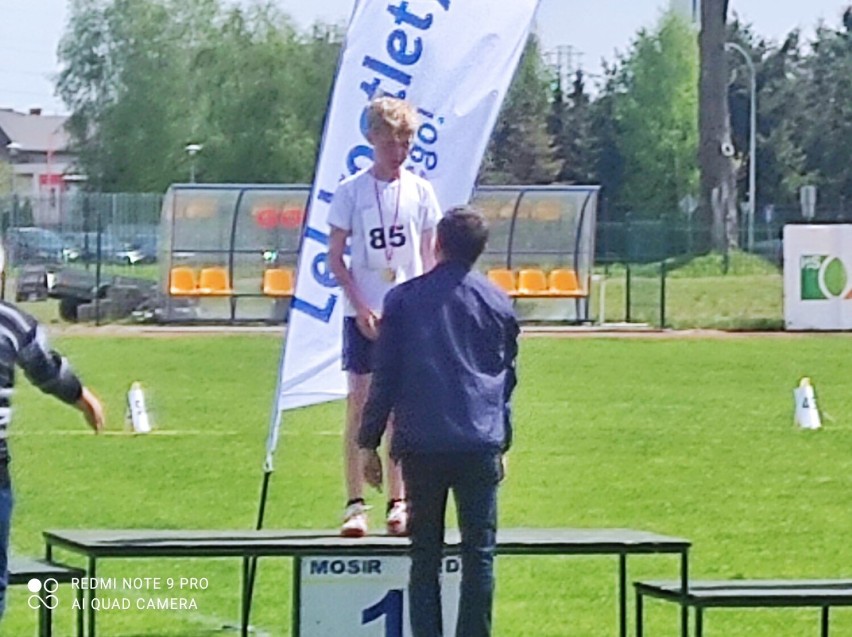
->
[592, 252, 785, 329]
[594, 273, 784, 329]
[2, 332, 851, 635]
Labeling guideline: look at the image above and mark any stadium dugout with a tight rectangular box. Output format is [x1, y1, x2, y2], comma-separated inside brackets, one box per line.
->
[158, 183, 599, 324]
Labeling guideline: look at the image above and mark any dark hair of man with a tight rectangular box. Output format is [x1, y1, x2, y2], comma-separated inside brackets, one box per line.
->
[437, 206, 489, 266]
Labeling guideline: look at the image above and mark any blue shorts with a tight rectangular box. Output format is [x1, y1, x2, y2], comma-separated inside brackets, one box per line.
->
[342, 317, 374, 375]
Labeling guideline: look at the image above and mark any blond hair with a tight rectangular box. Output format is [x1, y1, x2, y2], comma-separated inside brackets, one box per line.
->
[367, 97, 419, 139]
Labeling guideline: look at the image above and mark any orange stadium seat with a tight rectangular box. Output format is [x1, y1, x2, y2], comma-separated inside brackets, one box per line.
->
[516, 269, 549, 296]
[487, 269, 517, 295]
[549, 268, 585, 296]
[169, 267, 199, 296]
[198, 267, 233, 296]
[262, 268, 295, 297]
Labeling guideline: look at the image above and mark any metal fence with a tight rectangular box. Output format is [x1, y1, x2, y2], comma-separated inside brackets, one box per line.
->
[1, 192, 162, 269]
[1, 187, 599, 324]
[595, 204, 852, 328]
[2, 191, 848, 328]
[1, 193, 162, 321]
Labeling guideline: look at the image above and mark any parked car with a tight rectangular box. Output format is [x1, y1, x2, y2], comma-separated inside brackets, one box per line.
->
[61, 232, 94, 261]
[61, 232, 158, 265]
[5, 227, 69, 265]
[111, 239, 147, 266]
[125, 235, 158, 264]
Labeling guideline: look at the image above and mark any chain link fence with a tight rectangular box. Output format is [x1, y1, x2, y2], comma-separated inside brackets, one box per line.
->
[1, 191, 849, 328]
[1, 192, 162, 321]
[1, 192, 162, 267]
[595, 204, 851, 328]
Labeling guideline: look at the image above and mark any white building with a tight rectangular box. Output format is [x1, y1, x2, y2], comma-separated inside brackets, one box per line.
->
[0, 108, 78, 224]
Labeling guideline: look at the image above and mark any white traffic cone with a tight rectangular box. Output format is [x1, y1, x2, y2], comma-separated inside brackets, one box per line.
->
[793, 377, 822, 430]
[126, 381, 152, 434]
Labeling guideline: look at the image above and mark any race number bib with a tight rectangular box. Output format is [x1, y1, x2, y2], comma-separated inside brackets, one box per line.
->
[362, 182, 416, 270]
[364, 223, 414, 271]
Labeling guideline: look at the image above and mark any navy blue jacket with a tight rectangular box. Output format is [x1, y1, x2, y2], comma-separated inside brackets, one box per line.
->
[359, 261, 519, 459]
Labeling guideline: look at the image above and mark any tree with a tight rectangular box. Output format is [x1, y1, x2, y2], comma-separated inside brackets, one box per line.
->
[698, 0, 738, 249]
[613, 11, 699, 218]
[554, 70, 596, 184]
[793, 7, 852, 210]
[725, 20, 812, 210]
[587, 62, 626, 216]
[480, 35, 558, 185]
[547, 70, 566, 172]
[57, 0, 215, 191]
[190, 4, 335, 184]
[56, 0, 342, 192]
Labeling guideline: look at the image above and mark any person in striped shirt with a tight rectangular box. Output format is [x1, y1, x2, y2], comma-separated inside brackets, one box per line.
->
[0, 248, 104, 619]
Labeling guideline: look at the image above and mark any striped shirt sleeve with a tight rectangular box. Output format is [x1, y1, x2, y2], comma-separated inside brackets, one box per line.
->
[0, 302, 83, 405]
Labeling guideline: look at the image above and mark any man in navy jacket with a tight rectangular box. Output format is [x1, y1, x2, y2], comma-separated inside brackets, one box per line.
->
[359, 205, 519, 637]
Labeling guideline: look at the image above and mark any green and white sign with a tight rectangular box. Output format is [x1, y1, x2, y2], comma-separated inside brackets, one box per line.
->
[784, 224, 852, 330]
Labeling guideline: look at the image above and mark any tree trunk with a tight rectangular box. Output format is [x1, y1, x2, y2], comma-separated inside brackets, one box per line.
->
[698, 0, 738, 251]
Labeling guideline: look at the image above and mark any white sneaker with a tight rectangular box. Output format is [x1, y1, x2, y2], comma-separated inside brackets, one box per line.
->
[341, 502, 369, 538]
[386, 500, 408, 537]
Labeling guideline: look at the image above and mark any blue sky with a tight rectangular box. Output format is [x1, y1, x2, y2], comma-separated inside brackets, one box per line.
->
[0, 0, 849, 115]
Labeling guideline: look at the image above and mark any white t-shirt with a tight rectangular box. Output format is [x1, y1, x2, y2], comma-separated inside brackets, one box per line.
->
[327, 168, 442, 316]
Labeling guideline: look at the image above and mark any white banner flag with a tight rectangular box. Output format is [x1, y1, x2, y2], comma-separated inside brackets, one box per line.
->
[265, 0, 540, 465]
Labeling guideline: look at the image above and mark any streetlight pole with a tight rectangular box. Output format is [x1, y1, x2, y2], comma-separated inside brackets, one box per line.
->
[185, 143, 203, 183]
[3, 142, 22, 301]
[62, 174, 90, 268]
[5, 142, 22, 228]
[725, 42, 757, 252]
[5, 142, 21, 196]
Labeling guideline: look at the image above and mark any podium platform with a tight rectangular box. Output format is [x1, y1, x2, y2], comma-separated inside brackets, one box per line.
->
[44, 527, 691, 637]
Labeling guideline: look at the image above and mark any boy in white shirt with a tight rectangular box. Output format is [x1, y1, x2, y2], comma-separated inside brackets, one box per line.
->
[328, 97, 441, 537]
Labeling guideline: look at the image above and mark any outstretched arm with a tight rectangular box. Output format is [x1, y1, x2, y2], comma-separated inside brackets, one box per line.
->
[76, 387, 105, 433]
[18, 326, 104, 433]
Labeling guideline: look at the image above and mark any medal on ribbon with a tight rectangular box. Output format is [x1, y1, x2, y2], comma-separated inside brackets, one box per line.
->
[374, 172, 402, 280]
